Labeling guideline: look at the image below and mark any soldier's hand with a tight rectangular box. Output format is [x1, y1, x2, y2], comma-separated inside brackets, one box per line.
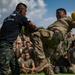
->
[28, 21, 37, 30]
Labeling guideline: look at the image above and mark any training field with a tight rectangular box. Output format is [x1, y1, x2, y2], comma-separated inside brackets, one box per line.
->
[20, 73, 75, 75]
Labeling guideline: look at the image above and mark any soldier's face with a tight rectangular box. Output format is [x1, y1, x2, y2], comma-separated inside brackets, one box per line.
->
[56, 10, 66, 19]
[21, 7, 27, 16]
[25, 53, 30, 59]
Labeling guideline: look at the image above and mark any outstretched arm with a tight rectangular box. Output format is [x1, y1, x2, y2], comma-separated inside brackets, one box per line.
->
[26, 21, 38, 33]
[28, 21, 37, 29]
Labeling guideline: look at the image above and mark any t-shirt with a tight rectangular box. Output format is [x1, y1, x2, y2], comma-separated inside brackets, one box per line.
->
[0, 11, 30, 43]
[21, 58, 34, 68]
[68, 48, 75, 64]
[22, 47, 35, 60]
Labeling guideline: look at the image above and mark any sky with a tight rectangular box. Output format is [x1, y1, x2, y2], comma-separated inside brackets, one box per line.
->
[0, 0, 75, 34]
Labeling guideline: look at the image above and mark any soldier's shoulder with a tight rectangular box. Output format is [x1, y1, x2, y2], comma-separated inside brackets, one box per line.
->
[63, 16, 72, 21]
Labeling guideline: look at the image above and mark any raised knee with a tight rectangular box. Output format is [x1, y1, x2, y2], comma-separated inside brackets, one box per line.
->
[31, 31, 41, 37]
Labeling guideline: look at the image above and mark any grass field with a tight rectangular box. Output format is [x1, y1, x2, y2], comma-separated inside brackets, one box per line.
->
[20, 73, 75, 75]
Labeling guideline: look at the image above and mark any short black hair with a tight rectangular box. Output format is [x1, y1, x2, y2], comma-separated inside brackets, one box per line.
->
[26, 41, 30, 44]
[56, 8, 67, 14]
[16, 3, 27, 10]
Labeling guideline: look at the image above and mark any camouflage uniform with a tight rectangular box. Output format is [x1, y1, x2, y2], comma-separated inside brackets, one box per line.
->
[68, 48, 75, 73]
[0, 3, 37, 75]
[31, 17, 73, 75]
[69, 48, 75, 64]
[0, 41, 20, 75]
[62, 39, 69, 54]
[67, 35, 74, 48]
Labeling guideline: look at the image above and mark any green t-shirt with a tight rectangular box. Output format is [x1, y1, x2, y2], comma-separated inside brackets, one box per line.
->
[21, 58, 34, 68]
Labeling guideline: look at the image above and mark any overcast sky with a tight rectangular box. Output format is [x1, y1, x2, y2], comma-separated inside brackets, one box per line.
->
[0, 0, 75, 33]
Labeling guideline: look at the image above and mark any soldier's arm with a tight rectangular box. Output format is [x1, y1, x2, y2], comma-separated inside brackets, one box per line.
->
[19, 14, 38, 33]
[28, 21, 38, 31]
[31, 60, 35, 70]
[72, 21, 75, 28]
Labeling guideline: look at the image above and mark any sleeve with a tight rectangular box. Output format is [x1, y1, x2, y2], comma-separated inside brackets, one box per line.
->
[18, 14, 38, 33]
[19, 14, 30, 25]
[20, 58, 25, 64]
[18, 14, 31, 32]
[66, 17, 73, 27]
[30, 59, 34, 64]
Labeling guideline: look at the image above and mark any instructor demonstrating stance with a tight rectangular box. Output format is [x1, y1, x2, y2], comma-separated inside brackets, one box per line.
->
[0, 3, 37, 75]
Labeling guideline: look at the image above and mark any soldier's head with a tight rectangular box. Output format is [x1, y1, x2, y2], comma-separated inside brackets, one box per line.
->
[26, 41, 31, 49]
[16, 3, 27, 16]
[56, 8, 67, 19]
[25, 52, 30, 60]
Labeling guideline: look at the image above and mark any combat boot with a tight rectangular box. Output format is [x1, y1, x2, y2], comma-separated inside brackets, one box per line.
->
[34, 59, 49, 72]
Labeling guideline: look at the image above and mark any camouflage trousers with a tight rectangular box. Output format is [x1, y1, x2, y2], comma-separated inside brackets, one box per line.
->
[0, 41, 20, 75]
[31, 29, 63, 75]
[43, 57, 54, 75]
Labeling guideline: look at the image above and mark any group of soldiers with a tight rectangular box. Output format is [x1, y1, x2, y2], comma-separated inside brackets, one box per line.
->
[8, 29, 75, 75]
[51, 31, 75, 74]
[0, 2, 75, 75]
[12, 35, 36, 74]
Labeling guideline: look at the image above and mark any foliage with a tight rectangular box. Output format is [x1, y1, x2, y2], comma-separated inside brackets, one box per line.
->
[20, 26, 25, 35]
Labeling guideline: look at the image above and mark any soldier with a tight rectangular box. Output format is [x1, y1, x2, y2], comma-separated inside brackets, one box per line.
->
[0, 3, 37, 75]
[68, 40, 75, 73]
[13, 35, 23, 58]
[22, 41, 34, 60]
[67, 31, 74, 48]
[30, 8, 75, 75]
[21, 52, 35, 74]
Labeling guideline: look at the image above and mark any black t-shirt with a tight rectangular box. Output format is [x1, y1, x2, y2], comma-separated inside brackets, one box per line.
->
[0, 11, 30, 43]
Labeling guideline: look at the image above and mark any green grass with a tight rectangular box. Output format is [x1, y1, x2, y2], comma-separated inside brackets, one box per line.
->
[20, 73, 75, 75]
